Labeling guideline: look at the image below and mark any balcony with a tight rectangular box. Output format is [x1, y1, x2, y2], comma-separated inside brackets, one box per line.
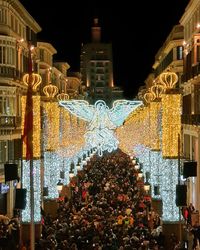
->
[181, 64, 200, 83]
[0, 116, 21, 128]
[181, 114, 200, 126]
[0, 66, 15, 78]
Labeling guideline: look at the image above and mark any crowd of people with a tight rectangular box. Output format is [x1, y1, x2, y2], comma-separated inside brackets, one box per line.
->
[0, 214, 20, 249]
[35, 150, 163, 249]
[2, 149, 199, 249]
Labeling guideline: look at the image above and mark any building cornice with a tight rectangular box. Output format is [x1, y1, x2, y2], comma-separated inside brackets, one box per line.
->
[37, 42, 57, 55]
[180, 0, 199, 25]
[7, 0, 41, 33]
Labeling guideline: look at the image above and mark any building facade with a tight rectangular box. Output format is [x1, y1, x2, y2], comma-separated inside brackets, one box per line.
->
[0, 1, 84, 217]
[0, 0, 41, 216]
[180, 0, 200, 211]
[80, 18, 123, 107]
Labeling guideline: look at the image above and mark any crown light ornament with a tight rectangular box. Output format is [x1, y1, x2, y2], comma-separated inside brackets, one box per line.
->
[143, 91, 155, 104]
[150, 83, 166, 100]
[159, 71, 178, 89]
[23, 73, 42, 92]
[59, 99, 143, 156]
[57, 91, 69, 101]
[43, 83, 58, 98]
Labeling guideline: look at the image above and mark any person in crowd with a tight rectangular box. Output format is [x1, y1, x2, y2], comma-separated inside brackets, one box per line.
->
[190, 221, 200, 250]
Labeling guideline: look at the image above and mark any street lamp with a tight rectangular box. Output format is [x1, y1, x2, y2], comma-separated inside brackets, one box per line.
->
[138, 170, 143, 178]
[69, 171, 74, 179]
[57, 180, 63, 193]
[144, 181, 150, 192]
[132, 158, 137, 165]
[135, 164, 140, 170]
[76, 163, 81, 171]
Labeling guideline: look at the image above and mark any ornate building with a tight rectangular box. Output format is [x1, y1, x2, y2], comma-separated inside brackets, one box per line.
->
[80, 18, 123, 107]
[0, 0, 41, 216]
[180, 0, 200, 211]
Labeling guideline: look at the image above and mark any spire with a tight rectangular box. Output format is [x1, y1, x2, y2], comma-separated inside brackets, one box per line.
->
[91, 18, 101, 43]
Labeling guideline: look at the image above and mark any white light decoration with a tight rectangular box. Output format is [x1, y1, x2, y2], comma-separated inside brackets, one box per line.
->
[149, 150, 162, 199]
[134, 144, 179, 222]
[44, 151, 60, 199]
[59, 99, 143, 156]
[161, 158, 179, 221]
[22, 160, 41, 222]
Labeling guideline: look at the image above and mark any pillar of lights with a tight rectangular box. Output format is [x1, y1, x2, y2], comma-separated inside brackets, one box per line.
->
[161, 158, 179, 221]
[44, 151, 60, 199]
[64, 158, 71, 185]
[21, 73, 42, 223]
[22, 160, 41, 222]
[43, 83, 60, 199]
[149, 101, 161, 151]
[59, 99, 143, 156]
[116, 104, 150, 155]
[160, 71, 182, 158]
[149, 150, 162, 199]
[57, 92, 71, 154]
[43, 101, 60, 151]
[134, 145, 179, 221]
[134, 145, 151, 173]
[162, 93, 182, 158]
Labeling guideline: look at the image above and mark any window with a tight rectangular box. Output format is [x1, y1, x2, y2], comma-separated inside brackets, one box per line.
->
[11, 15, 14, 29]
[0, 9, 7, 24]
[177, 46, 183, 60]
[0, 141, 7, 163]
[0, 45, 15, 66]
[0, 88, 16, 115]
[197, 46, 200, 62]
[40, 49, 44, 61]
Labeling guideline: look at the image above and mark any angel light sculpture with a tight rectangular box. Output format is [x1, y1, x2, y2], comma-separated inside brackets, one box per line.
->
[59, 99, 143, 156]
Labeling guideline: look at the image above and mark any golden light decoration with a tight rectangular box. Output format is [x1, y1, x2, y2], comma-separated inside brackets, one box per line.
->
[43, 102, 60, 151]
[150, 83, 166, 100]
[59, 109, 71, 148]
[21, 96, 41, 158]
[144, 91, 155, 104]
[57, 91, 69, 101]
[159, 71, 178, 89]
[58, 112, 87, 158]
[138, 88, 146, 101]
[162, 93, 182, 158]
[23, 73, 42, 92]
[117, 105, 151, 154]
[43, 83, 58, 98]
[149, 101, 161, 151]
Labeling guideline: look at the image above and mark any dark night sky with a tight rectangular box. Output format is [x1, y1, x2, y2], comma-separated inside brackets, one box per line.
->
[20, 0, 189, 98]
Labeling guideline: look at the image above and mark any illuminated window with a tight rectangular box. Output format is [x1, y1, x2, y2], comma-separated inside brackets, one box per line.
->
[177, 46, 183, 60]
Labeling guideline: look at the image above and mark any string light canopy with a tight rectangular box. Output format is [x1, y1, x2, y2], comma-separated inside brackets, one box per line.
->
[59, 99, 143, 156]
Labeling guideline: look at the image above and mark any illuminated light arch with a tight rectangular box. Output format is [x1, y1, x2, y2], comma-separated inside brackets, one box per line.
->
[59, 99, 143, 156]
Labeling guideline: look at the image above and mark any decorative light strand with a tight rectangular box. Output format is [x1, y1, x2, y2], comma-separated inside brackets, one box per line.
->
[22, 160, 41, 222]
